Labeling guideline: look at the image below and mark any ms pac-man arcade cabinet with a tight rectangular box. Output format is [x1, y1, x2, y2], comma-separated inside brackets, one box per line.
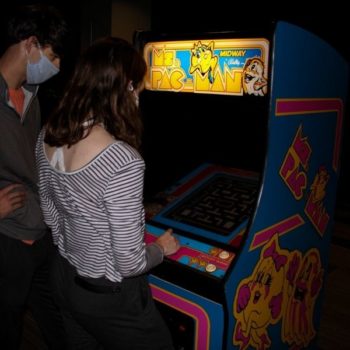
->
[136, 21, 348, 350]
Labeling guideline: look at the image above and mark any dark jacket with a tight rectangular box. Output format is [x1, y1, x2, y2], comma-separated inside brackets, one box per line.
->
[0, 74, 47, 240]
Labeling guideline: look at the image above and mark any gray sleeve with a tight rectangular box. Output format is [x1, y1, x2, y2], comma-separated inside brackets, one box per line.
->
[143, 242, 164, 272]
[8, 188, 46, 229]
[0, 188, 47, 240]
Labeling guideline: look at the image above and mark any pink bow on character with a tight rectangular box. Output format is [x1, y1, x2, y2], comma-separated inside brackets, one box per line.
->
[263, 241, 287, 272]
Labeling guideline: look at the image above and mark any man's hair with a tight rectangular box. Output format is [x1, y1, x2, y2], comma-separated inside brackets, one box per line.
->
[5, 4, 68, 56]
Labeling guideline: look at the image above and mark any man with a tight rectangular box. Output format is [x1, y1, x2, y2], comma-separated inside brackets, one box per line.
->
[0, 4, 68, 349]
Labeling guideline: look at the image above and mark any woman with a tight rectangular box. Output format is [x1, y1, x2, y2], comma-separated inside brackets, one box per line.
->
[36, 37, 179, 349]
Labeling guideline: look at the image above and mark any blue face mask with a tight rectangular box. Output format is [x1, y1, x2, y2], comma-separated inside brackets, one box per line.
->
[26, 49, 59, 85]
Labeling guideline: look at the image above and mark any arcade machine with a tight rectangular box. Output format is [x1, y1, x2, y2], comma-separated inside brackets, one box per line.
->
[136, 21, 348, 349]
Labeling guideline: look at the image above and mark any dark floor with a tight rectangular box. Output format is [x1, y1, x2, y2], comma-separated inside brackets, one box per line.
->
[317, 220, 350, 350]
[20, 217, 350, 350]
[21, 313, 47, 350]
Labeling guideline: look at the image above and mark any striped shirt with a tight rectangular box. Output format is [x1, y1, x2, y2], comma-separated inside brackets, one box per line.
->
[35, 130, 163, 282]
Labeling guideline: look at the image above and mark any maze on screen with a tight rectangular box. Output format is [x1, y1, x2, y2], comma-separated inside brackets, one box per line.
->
[163, 174, 259, 236]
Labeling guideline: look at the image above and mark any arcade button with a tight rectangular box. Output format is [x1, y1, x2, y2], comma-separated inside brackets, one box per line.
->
[219, 250, 230, 260]
[205, 263, 217, 273]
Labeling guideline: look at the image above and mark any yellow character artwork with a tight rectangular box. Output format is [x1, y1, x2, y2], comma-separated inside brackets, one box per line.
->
[190, 41, 218, 84]
[242, 57, 267, 96]
[233, 237, 288, 350]
[305, 165, 330, 235]
[282, 249, 323, 348]
[310, 166, 330, 204]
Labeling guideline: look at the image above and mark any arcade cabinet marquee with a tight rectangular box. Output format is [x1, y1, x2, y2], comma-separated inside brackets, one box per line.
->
[138, 21, 348, 350]
[143, 38, 269, 96]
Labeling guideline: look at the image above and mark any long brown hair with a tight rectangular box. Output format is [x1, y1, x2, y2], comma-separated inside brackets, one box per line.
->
[44, 37, 146, 150]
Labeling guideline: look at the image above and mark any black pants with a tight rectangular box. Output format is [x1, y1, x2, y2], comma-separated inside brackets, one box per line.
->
[0, 233, 67, 350]
[52, 251, 174, 350]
